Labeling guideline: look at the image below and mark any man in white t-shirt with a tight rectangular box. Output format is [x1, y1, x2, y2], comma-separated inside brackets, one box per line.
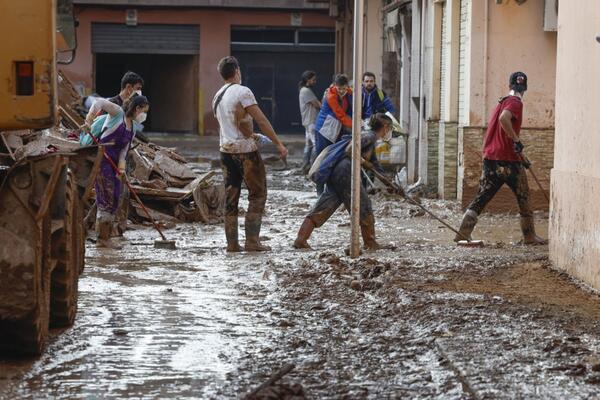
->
[213, 56, 288, 252]
[298, 70, 321, 174]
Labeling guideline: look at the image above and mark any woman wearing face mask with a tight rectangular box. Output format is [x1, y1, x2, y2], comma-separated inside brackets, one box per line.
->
[294, 113, 393, 250]
[84, 94, 150, 249]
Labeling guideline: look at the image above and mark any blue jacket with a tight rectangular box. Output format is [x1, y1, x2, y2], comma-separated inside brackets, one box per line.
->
[361, 85, 396, 119]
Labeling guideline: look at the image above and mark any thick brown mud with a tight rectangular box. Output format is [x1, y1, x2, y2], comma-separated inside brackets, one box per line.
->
[2, 144, 600, 399]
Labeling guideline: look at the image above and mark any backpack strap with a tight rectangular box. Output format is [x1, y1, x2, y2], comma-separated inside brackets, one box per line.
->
[213, 83, 236, 117]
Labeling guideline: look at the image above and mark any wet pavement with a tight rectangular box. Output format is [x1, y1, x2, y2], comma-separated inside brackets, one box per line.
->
[2, 136, 600, 399]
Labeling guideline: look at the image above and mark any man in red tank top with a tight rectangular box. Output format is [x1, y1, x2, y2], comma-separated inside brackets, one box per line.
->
[455, 72, 547, 245]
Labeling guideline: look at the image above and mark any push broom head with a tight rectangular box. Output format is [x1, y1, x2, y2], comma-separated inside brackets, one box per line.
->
[154, 239, 177, 250]
[457, 239, 484, 248]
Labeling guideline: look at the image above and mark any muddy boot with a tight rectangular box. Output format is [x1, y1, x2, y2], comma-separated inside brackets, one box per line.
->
[293, 218, 315, 249]
[360, 215, 383, 251]
[520, 216, 548, 245]
[96, 220, 122, 250]
[224, 216, 241, 252]
[244, 213, 271, 252]
[454, 209, 478, 242]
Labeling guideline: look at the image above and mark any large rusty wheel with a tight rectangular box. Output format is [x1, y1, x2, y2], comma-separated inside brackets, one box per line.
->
[50, 170, 80, 328]
[0, 216, 53, 356]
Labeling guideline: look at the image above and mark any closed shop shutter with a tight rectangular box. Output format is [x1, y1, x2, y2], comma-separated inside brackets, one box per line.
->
[92, 23, 200, 55]
[440, 2, 448, 121]
[458, 0, 470, 124]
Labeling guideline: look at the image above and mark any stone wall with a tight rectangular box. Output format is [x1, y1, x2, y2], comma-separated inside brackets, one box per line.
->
[438, 121, 458, 199]
[460, 126, 554, 212]
[426, 120, 439, 193]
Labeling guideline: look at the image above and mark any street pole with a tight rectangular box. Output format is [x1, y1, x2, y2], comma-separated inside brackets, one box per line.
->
[350, 0, 365, 259]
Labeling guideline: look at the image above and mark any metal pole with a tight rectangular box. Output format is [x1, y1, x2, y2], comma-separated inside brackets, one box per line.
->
[350, 0, 365, 258]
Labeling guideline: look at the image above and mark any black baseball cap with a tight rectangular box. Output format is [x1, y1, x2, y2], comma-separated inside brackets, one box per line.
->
[509, 71, 527, 93]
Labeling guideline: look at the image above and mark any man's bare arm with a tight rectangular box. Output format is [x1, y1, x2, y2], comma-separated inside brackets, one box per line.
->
[245, 104, 288, 159]
[499, 110, 519, 141]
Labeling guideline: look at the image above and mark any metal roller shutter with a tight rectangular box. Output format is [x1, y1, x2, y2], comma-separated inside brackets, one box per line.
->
[458, 0, 469, 124]
[92, 23, 200, 55]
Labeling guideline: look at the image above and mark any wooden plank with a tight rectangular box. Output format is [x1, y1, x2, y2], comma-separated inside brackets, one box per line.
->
[36, 156, 67, 222]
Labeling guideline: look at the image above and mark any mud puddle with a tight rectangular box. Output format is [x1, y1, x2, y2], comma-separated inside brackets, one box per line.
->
[2, 162, 600, 399]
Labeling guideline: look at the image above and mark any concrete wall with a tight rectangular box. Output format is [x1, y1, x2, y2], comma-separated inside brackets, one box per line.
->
[364, 0, 384, 84]
[550, 1, 600, 288]
[61, 6, 333, 135]
[468, 0, 556, 127]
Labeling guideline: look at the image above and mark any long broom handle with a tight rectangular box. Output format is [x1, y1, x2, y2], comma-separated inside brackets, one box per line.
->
[520, 155, 550, 203]
[361, 159, 471, 241]
[83, 128, 168, 241]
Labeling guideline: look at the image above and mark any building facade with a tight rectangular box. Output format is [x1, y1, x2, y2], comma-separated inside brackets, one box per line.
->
[62, 0, 335, 135]
[330, 0, 557, 211]
[550, 0, 600, 289]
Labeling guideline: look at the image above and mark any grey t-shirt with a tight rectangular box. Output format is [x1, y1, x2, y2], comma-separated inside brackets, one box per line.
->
[299, 87, 318, 128]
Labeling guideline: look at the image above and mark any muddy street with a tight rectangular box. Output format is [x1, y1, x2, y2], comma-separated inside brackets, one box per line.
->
[2, 142, 600, 399]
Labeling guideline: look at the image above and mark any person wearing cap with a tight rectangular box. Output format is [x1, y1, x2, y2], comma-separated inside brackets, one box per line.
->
[455, 71, 547, 245]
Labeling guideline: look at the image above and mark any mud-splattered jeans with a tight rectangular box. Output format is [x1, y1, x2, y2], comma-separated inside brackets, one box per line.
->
[220, 151, 267, 217]
[467, 159, 533, 218]
[307, 158, 374, 227]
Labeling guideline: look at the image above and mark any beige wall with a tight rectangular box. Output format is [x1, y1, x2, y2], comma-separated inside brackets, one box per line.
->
[550, 1, 600, 288]
[468, 0, 556, 128]
[364, 0, 384, 84]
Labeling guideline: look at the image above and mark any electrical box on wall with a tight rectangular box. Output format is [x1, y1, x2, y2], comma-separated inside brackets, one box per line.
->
[544, 0, 558, 31]
[126, 9, 137, 26]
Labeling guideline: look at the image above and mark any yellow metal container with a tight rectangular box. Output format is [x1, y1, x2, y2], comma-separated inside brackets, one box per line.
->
[0, 0, 57, 129]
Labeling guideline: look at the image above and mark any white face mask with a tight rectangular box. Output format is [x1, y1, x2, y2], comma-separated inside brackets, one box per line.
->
[383, 126, 392, 142]
[135, 112, 147, 123]
[134, 90, 142, 96]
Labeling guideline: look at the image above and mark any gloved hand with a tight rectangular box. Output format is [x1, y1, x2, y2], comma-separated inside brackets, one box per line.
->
[521, 157, 531, 169]
[513, 140, 524, 154]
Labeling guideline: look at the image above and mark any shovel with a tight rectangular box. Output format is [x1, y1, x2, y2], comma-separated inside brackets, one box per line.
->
[361, 159, 484, 247]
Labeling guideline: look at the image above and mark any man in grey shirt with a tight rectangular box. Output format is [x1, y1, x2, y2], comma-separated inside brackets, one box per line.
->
[298, 70, 321, 173]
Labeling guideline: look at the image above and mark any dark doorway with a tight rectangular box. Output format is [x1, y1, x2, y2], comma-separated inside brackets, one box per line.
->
[231, 27, 335, 134]
[234, 51, 334, 134]
[95, 53, 198, 133]
[246, 66, 275, 122]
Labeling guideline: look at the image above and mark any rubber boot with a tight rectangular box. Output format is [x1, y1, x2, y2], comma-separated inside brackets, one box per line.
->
[96, 220, 122, 249]
[224, 216, 241, 252]
[244, 213, 271, 252]
[293, 218, 315, 249]
[454, 209, 478, 242]
[520, 216, 548, 245]
[360, 215, 382, 251]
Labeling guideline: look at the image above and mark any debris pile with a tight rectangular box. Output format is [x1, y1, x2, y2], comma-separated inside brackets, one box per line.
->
[57, 70, 86, 129]
[1, 71, 225, 226]
[127, 140, 225, 225]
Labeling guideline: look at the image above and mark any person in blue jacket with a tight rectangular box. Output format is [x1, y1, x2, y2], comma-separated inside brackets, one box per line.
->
[361, 72, 396, 120]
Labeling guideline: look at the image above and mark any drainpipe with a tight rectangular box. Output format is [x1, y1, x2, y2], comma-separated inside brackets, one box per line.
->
[417, 0, 427, 186]
[482, 0, 489, 125]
